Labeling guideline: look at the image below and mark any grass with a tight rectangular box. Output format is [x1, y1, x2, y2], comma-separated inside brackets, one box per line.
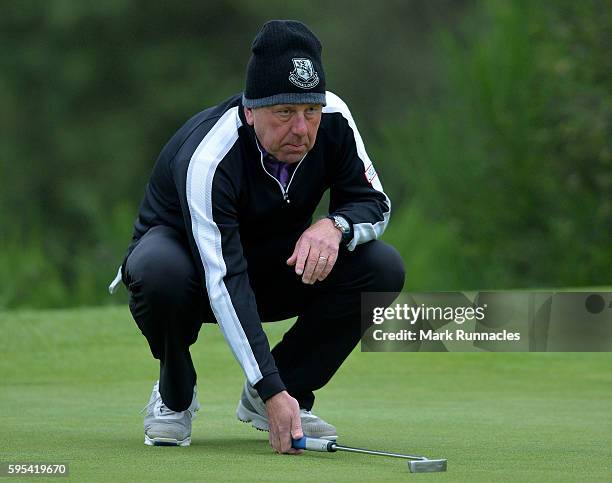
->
[1, 305, 611, 481]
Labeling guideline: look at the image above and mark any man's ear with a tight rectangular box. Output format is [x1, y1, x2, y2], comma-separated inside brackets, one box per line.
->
[244, 106, 255, 126]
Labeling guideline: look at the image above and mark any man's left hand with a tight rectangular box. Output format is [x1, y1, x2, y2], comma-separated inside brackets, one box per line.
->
[287, 218, 342, 284]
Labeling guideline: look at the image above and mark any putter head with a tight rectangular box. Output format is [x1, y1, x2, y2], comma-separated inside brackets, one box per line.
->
[408, 459, 447, 473]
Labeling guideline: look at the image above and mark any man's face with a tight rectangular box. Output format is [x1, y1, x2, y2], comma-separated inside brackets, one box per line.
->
[244, 104, 322, 163]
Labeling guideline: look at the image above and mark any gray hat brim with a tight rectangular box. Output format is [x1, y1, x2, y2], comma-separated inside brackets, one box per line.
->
[242, 92, 326, 108]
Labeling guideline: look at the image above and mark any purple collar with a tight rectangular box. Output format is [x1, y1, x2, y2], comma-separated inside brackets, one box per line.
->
[256, 138, 298, 190]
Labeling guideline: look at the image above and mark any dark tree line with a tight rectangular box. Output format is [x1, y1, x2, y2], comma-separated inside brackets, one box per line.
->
[1, 0, 609, 308]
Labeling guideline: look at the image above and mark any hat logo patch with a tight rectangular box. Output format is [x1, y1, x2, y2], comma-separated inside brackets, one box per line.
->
[289, 58, 319, 89]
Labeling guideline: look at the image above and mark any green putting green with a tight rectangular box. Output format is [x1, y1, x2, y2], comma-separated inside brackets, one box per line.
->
[1, 306, 610, 481]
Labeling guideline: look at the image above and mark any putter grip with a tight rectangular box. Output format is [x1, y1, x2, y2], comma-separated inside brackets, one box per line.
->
[292, 437, 335, 452]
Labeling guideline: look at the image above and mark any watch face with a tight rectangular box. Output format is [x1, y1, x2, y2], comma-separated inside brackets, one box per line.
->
[334, 216, 350, 233]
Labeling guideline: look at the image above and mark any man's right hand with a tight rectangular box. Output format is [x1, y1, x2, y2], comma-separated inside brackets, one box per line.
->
[265, 390, 303, 454]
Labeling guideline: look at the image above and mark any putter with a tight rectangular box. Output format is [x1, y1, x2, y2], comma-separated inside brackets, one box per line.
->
[292, 437, 447, 473]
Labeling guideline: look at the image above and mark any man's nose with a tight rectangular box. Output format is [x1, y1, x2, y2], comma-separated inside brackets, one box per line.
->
[291, 113, 308, 137]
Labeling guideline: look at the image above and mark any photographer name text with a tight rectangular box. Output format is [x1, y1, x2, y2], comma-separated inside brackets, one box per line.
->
[371, 328, 521, 341]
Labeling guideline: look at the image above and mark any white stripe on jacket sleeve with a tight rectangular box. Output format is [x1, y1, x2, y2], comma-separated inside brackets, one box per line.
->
[186, 106, 263, 385]
[322, 91, 391, 251]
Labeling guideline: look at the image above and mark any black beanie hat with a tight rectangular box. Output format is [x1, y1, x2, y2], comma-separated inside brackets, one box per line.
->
[243, 20, 326, 108]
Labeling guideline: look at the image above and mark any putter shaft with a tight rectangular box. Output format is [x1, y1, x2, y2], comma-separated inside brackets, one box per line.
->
[292, 437, 447, 473]
[332, 443, 426, 461]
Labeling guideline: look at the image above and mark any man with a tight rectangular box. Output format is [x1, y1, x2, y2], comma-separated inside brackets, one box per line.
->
[109, 20, 404, 454]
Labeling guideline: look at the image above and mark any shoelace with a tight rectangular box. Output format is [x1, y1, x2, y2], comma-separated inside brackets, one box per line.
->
[300, 409, 319, 420]
[139, 387, 175, 416]
[139, 396, 199, 416]
[139, 399, 161, 415]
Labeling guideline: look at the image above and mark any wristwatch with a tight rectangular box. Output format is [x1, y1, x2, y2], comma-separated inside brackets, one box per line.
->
[327, 214, 351, 244]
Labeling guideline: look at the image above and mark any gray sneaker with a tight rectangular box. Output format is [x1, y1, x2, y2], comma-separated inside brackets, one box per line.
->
[142, 381, 200, 447]
[236, 381, 337, 440]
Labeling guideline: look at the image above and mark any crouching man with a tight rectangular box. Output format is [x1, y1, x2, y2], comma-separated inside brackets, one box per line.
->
[109, 19, 405, 453]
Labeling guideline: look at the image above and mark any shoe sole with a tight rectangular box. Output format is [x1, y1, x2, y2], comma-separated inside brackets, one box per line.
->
[236, 400, 338, 440]
[236, 400, 270, 432]
[144, 434, 191, 447]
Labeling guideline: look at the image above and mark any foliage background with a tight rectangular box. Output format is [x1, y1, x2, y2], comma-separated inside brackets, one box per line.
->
[1, 0, 610, 309]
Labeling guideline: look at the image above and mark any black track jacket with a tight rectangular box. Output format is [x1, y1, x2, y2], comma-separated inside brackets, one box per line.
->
[115, 91, 391, 401]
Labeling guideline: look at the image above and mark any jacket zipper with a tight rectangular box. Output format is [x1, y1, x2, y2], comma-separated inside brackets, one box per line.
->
[258, 150, 307, 204]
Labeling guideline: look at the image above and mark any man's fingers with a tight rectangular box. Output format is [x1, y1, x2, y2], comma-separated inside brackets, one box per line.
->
[270, 429, 287, 454]
[317, 252, 337, 281]
[301, 249, 321, 284]
[286, 246, 298, 266]
[286, 253, 296, 266]
[291, 415, 303, 441]
[309, 255, 328, 283]
[283, 407, 303, 454]
[292, 218, 343, 283]
[265, 390, 304, 454]
[279, 427, 294, 453]
[269, 430, 280, 453]
[294, 242, 310, 276]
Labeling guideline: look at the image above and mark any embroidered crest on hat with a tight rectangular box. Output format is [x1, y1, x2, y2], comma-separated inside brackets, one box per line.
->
[288, 58, 320, 89]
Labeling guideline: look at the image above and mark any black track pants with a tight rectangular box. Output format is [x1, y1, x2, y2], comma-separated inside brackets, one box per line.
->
[124, 225, 405, 411]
